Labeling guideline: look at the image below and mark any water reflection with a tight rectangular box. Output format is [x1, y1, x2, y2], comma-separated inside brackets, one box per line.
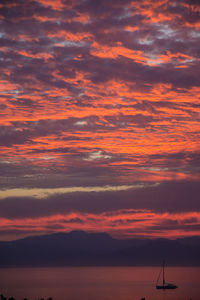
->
[0, 267, 199, 300]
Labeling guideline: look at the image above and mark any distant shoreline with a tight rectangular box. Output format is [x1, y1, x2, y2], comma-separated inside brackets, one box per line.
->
[0, 231, 200, 267]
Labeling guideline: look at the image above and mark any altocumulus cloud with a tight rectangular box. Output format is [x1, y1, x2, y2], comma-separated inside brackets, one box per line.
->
[0, 0, 200, 240]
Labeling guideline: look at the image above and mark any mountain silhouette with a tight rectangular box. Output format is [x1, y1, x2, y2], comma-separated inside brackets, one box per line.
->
[0, 230, 199, 267]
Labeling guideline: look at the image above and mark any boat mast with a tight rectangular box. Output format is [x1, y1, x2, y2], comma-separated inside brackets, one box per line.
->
[163, 260, 165, 285]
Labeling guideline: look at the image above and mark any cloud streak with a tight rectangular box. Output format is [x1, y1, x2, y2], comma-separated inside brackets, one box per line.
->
[0, 183, 150, 199]
[1, 209, 200, 241]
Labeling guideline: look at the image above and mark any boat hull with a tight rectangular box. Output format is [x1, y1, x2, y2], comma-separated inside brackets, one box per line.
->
[156, 285, 177, 290]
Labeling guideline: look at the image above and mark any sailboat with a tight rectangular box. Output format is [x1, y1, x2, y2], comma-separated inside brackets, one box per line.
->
[156, 260, 178, 289]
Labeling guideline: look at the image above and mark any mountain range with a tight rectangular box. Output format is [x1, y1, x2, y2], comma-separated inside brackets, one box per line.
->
[0, 230, 200, 267]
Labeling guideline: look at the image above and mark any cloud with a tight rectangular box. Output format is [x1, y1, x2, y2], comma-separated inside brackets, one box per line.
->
[0, 183, 146, 199]
[0, 0, 200, 239]
[0, 181, 199, 220]
[0, 208, 200, 241]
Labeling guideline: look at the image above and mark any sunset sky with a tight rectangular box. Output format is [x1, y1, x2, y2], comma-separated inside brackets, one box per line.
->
[0, 0, 200, 241]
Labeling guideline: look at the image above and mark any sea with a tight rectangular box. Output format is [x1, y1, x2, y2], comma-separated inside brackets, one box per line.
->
[0, 267, 200, 300]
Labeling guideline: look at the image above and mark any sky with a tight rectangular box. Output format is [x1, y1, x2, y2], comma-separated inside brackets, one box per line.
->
[0, 0, 200, 241]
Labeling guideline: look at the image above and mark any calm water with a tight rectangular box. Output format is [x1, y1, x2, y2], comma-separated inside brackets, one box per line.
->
[0, 267, 200, 300]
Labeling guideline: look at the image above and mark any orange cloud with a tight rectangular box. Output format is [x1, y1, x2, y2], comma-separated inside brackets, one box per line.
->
[1, 210, 200, 241]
